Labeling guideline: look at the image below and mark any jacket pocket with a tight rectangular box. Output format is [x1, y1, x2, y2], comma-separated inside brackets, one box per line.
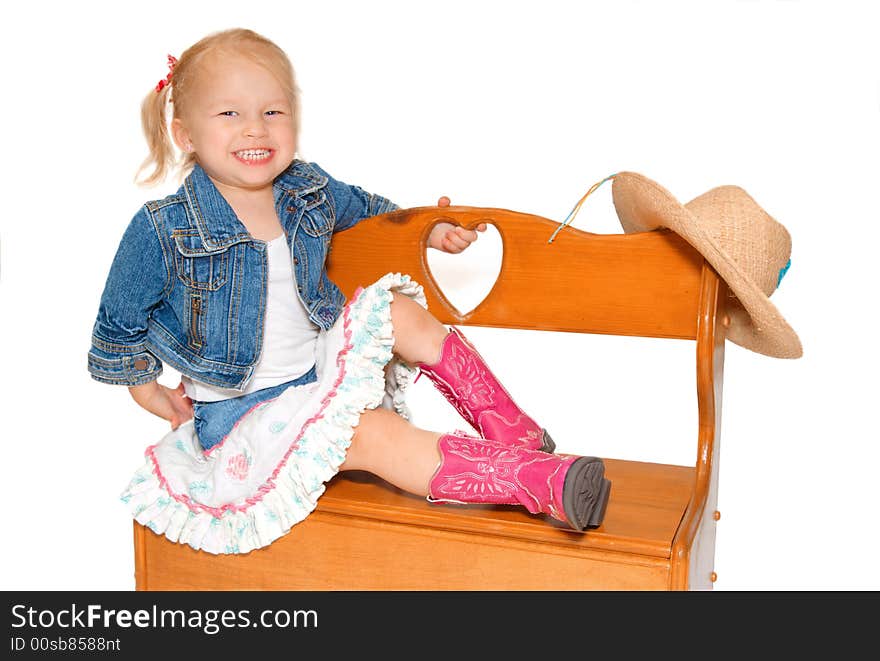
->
[185, 291, 205, 351]
[298, 190, 334, 237]
[172, 230, 229, 291]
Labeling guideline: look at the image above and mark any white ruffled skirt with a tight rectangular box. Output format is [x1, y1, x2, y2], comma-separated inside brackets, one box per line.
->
[120, 272, 425, 555]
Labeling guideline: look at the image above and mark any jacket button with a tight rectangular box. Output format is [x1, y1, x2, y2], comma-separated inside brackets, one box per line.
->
[293, 256, 298, 265]
[134, 359, 148, 370]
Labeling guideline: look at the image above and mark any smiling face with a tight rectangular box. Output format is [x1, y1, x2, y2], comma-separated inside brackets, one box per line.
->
[171, 53, 297, 196]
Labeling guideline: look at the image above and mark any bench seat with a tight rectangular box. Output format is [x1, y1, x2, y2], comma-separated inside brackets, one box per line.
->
[134, 458, 697, 590]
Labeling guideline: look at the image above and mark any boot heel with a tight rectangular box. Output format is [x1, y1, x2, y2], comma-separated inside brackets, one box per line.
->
[586, 479, 612, 529]
[562, 457, 610, 531]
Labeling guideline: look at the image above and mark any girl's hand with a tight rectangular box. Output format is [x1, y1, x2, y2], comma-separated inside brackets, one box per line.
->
[429, 196, 487, 253]
[129, 380, 194, 430]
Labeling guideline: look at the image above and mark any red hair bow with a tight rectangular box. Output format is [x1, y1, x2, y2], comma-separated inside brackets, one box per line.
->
[155, 55, 178, 93]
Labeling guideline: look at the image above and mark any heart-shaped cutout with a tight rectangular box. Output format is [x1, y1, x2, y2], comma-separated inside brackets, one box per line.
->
[425, 221, 503, 318]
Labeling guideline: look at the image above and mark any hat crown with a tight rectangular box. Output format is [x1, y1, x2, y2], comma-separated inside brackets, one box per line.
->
[685, 186, 792, 298]
[610, 171, 801, 358]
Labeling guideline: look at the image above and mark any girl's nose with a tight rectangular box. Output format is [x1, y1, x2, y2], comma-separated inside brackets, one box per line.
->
[243, 118, 268, 138]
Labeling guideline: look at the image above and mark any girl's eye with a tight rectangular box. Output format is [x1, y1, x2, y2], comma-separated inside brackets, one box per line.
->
[220, 111, 237, 117]
[265, 110, 283, 116]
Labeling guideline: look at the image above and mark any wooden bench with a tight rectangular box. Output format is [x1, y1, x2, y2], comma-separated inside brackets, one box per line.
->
[133, 205, 728, 590]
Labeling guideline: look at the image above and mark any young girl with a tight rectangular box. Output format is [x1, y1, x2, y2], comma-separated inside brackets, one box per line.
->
[90, 28, 610, 554]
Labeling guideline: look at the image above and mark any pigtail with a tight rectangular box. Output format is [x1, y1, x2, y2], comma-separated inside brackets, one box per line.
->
[135, 83, 176, 187]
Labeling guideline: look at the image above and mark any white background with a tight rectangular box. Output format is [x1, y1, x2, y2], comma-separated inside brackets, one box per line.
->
[1, 0, 878, 591]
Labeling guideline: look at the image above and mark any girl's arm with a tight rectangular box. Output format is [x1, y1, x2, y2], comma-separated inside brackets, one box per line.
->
[92, 207, 193, 429]
[88, 206, 170, 387]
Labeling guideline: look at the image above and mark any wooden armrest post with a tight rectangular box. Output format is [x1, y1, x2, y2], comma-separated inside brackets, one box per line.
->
[670, 263, 728, 589]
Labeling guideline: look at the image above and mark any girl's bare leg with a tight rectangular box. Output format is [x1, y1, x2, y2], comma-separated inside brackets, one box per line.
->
[339, 292, 447, 495]
[389, 291, 448, 365]
[340, 407, 441, 497]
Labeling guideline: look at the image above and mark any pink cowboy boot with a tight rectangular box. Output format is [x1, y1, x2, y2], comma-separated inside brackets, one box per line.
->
[427, 432, 612, 530]
[417, 327, 556, 452]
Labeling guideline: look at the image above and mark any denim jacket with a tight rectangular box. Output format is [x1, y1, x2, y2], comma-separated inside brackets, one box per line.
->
[88, 160, 398, 390]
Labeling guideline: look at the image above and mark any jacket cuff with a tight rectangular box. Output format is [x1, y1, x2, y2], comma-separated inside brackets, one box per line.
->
[88, 346, 163, 386]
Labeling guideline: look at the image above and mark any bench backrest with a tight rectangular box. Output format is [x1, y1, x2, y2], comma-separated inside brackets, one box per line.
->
[327, 206, 723, 340]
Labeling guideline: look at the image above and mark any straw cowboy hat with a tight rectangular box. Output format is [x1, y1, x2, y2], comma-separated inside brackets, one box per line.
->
[610, 172, 802, 359]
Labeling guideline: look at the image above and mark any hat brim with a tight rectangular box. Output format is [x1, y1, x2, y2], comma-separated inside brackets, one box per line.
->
[611, 172, 802, 359]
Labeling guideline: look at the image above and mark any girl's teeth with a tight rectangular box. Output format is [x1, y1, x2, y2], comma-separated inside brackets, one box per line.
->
[236, 150, 271, 160]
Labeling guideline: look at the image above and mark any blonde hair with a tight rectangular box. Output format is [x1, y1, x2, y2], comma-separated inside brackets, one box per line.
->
[135, 28, 301, 186]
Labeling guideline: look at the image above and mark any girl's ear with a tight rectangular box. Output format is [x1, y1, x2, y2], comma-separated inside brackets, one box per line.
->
[170, 117, 193, 153]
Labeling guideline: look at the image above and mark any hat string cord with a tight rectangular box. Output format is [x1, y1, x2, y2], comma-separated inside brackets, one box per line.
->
[547, 173, 618, 244]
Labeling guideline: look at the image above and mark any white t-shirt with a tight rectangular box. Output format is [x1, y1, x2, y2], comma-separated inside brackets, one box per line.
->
[182, 234, 320, 402]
